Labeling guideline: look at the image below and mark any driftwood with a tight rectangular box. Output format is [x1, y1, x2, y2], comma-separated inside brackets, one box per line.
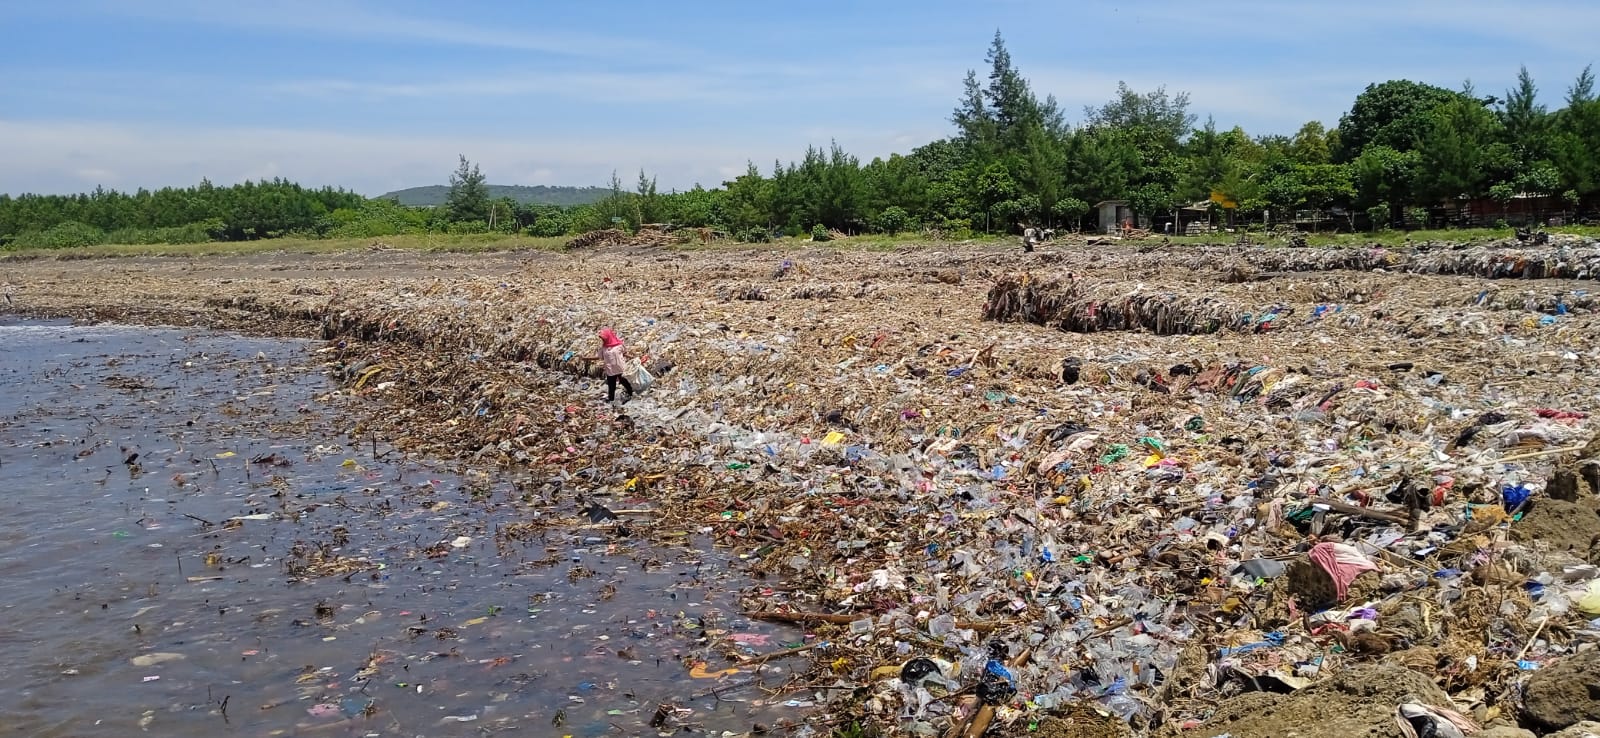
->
[744, 610, 1003, 633]
[1311, 498, 1411, 525]
[737, 641, 828, 667]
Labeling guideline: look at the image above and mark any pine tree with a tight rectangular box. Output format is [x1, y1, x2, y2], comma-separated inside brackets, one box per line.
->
[445, 155, 489, 223]
[1500, 66, 1551, 169]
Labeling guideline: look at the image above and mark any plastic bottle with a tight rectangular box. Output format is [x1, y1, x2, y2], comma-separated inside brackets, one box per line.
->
[1101, 694, 1143, 722]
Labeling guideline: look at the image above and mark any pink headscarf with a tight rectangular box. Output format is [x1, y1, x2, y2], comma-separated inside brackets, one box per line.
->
[599, 328, 623, 348]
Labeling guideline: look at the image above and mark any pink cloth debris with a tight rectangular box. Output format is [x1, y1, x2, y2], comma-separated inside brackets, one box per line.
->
[1309, 542, 1379, 601]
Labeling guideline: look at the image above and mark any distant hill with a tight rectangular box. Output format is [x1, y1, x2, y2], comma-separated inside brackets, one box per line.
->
[379, 184, 612, 207]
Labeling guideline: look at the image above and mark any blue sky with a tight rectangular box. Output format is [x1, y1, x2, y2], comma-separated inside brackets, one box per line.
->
[3, 0, 1597, 196]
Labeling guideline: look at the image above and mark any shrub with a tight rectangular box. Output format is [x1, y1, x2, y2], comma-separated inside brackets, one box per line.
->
[738, 227, 772, 243]
[1405, 207, 1428, 229]
[811, 224, 831, 242]
[939, 217, 974, 239]
[873, 206, 912, 235]
[322, 201, 428, 239]
[1365, 204, 1390, 232]
[12, 221, 106, 249]
[525, 213, 570, 238]
[445, 219, 490, 235]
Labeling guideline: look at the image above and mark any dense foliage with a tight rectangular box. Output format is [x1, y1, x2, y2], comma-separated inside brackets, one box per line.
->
[0, 179, 364, 247]
[5, 33, 1600, 249]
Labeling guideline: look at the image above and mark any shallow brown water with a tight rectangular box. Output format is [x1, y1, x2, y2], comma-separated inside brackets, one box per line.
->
[0, 319, 803, 737]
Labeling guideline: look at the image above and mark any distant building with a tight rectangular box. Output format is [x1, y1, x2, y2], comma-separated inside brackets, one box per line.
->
[1446, 192, 1563, 227]
[1094, 200, 1134, 234]
[1176, 201, 1213, 235]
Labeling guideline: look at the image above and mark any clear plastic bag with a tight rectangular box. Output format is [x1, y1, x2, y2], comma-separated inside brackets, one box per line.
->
[626, 359, 654, 393]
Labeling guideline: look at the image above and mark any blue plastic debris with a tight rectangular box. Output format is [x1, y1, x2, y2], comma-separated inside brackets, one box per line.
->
[1502, 483, 1532, 513]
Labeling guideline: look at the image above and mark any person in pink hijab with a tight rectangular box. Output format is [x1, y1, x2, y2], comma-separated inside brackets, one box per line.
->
[597, 327, 633, 403]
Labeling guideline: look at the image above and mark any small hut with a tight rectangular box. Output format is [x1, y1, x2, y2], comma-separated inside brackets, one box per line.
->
[1094, 200, 1134, 234]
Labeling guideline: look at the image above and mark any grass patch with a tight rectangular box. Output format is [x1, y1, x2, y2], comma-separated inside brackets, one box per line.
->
[2, 233, 570, 259]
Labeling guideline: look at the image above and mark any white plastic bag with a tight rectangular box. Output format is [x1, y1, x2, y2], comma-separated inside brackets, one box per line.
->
[627, 359, 654, 394]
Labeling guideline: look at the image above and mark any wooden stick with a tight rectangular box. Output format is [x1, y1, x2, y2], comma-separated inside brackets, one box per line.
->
[1517, 617, 1549, 662]
[1309, 498, 1410, 525]
[1444, 444, 1589, 473]
[1492, 444, 1586, 466]
[743, 610, 1004, 633]
[737, 641, 827, 667]
[959, 704, 996, 738]
[1087, 617, 1135, 639]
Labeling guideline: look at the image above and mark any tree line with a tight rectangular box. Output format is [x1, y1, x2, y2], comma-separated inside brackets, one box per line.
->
[5, 32, 1599, 249]
[0, 179, 364, 248]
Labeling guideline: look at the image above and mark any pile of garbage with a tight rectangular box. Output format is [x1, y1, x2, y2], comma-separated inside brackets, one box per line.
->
[984, 274, 1291, 335]
[1182, 238, 1600, 283]
[10, 241, 1600, 737]
[566, 224, 687, 251]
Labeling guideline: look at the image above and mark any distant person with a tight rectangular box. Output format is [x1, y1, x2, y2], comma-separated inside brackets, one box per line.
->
[1021, 223, 1039, 253]
[597, 327, 633, 404]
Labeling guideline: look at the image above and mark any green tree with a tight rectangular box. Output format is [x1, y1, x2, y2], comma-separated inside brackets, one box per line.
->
[1052, 197, 1090, 230]
[949, 32, 1068, 226]
[660, 185, 724, 229]
[1082, 83, 1193, 218]
[445, 155, 490, 223]
[720, 162, 772, 234]
[1289, 121, 1333, 165]
[1352, 145, 1420, 223]
[974, 162, 1018, 232]
[951, 70, 997, 159]
[523, 204, 572, 237]
[1516, 163, 1563, 222]
[634, 170, 663, 225]
[1553, 66, 1600, 202]
[1488, 181, 1517, 222]
[1335, 80, 1463, 161]
[1416, 85, 1502, 203]
[1084, 82, 1195, 147]
[1499, 66, 1551, 169]
[586, 170, 635, 231]
[873, 205, 912, 234]
[1184, 118, 1230, 201]
[1066, 127, 1137, 205]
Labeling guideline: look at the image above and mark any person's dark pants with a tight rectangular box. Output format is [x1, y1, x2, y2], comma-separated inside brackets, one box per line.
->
[606, 374, 634, 402]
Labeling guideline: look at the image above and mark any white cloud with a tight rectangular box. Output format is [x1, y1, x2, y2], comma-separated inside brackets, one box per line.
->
[1025, 67, 1335, 132]
[87, 0, 682, 60]
[521, 168, 557, 185]
[0, 119, 928, 195]
[73, 167, 118, 183]
[269, 71, 748, 105]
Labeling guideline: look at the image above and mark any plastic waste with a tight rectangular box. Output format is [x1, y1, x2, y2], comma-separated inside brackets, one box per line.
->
[1235, 558, 1288, 579]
